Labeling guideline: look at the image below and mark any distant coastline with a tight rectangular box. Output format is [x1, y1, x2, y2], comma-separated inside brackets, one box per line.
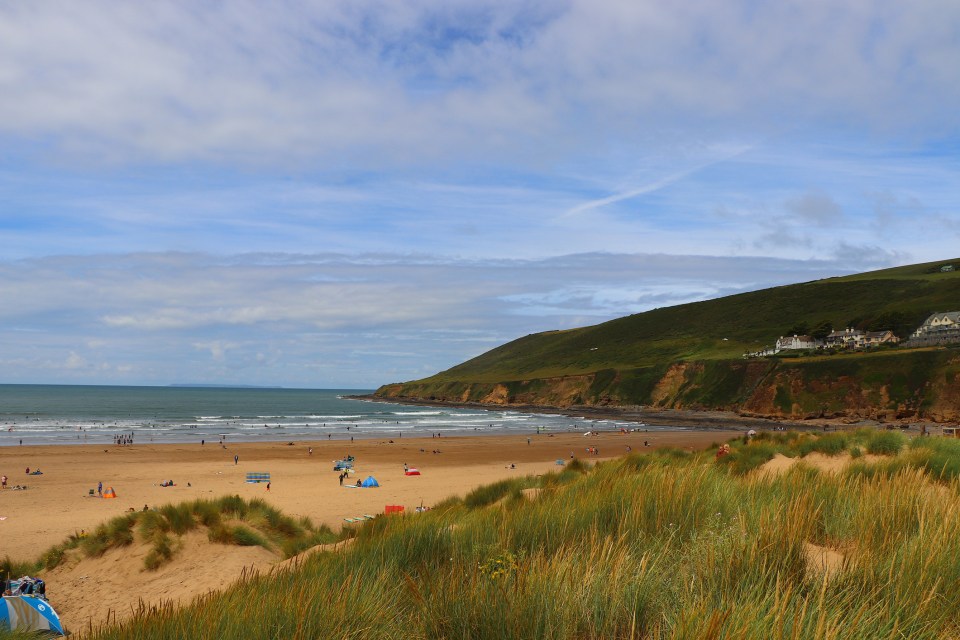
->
[167, 383, 285, 389]
[348, 393, 894, 432]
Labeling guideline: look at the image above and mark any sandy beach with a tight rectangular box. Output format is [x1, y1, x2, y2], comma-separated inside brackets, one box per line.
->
[1, 429, 726, 632]
[0, 430, 727, 562]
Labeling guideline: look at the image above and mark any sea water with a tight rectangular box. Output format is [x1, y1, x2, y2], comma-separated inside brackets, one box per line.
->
[0, 385, 669, 446]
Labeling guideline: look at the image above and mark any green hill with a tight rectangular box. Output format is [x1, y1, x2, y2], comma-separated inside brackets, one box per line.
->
[376, 258, 960, 421]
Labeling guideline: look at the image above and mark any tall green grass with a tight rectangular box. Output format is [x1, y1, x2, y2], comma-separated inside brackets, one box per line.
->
[5, 496, 337, 577]
[69, 431, 960, 640]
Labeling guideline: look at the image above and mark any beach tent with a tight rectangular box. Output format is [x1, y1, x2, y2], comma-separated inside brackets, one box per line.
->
[360, 476, 380, 488]
[404, 468, 420, 476]
[102, 487, 117, 499]
[1, 594, 66, 636]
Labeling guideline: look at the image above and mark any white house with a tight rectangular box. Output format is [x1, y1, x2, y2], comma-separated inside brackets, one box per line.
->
[911, 312, 960, 338]
[775, 335, 821, 351]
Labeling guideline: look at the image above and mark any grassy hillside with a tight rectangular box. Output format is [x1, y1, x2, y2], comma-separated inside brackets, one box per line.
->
[27, 431, 960, 640]
[419, 258, 960, 384]
[375, 258, 960, 418]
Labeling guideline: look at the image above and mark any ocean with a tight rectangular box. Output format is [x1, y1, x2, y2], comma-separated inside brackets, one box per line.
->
[0, 385, 659, 446]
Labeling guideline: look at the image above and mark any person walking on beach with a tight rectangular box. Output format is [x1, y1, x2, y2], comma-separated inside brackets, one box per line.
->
[234, 454, 239, 465]
[266, 482, 271, 491]
[308, 447, 313, 456]
[97, 481, 102, 497]
[339, 472, 344, 486]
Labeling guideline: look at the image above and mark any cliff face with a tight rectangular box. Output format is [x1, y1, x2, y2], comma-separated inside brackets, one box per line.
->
[375, 348, 960, 423]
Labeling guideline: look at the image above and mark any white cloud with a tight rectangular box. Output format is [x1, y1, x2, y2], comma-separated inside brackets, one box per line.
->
[0, 250, 911, 386]
[0, 2, 955, 167]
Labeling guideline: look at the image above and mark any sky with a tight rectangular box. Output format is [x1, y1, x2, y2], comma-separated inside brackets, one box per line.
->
[0, 1, 958, 388]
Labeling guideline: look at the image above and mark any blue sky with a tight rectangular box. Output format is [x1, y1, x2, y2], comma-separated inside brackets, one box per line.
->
[0, 1, 957, 388]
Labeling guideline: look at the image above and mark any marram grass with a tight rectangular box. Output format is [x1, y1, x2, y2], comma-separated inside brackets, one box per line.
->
[1, 495, 337, 577]
[10, 432, 960, 639]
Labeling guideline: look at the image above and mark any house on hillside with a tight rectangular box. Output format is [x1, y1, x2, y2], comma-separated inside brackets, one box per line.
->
[915, 311, 960, 335]
[906, 311, 960, 346]
[863, 330, 899, 347]
[825, 328, 865, 349]
[775, 334, 822, 351]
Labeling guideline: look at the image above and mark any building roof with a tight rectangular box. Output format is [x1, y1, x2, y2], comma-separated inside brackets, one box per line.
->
[921, 311, 960, 326]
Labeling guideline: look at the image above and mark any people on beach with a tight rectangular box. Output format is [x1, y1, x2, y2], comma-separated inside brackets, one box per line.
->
[97, 481, 102, 497]
[234, 454, 239, 465]
[266, 481, 271, 491]
[1, 474, 6, 489]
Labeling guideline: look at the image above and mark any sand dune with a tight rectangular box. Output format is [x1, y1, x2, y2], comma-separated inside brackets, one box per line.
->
[0, 430, 724, 633]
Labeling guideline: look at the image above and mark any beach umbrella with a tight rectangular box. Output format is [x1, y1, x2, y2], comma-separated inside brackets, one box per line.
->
[0, 595, 66, 636]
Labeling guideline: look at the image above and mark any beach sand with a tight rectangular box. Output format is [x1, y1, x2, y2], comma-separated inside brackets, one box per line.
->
[0, 429, 727, 631]
[0, 430, 727, 561]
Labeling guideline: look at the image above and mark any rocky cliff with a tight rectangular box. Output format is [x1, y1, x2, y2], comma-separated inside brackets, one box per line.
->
[375, 347, 960, 423]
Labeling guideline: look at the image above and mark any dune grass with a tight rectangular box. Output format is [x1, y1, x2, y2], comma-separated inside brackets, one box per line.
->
[33, 430, 954, 640]
[1, 496, 338, 578]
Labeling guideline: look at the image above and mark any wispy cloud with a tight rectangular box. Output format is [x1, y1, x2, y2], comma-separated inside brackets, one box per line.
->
[0, 2, 956, 387]
[0, 251, 904, 387]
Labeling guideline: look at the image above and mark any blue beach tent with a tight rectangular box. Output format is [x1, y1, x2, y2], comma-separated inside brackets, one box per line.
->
[360, 476, 380, 488]
[1, 593, 66, 636]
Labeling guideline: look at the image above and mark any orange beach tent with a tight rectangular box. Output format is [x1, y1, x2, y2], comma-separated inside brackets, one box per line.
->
[102, 487, 117, 498]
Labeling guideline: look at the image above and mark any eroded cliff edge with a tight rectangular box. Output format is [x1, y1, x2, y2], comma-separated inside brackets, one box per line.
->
[375, 348, 960, 423]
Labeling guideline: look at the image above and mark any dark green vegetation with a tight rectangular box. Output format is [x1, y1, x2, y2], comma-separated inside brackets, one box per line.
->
[21, 431, 960, 640]
[1, 496, 336, 576]
[376, 258, 960, 418]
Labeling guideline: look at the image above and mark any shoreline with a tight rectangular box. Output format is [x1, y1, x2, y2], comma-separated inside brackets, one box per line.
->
[350, 394, 914, 432]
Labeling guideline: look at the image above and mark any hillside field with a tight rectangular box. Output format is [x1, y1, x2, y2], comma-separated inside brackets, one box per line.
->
[376, 258, 960, 421]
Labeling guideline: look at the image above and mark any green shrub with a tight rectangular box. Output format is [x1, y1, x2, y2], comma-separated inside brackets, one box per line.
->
[230, 525, 269, 549]
[138, 510, 169, 540]
[207, 524, 234, 545]
[215, 495, 248, 518]
[797, 433, 848, 456]
[464, 478, 527, 509]
[724, 442, 777, 475]
[144, 534, 174, 571]
[160, 503, 196, 535]
[192, 500, 222, 527]
[866, 430, 906, 455]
